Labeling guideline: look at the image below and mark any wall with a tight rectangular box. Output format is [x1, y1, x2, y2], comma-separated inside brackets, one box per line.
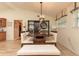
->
[57, 4, 79, 55]
[0, 9, 55, 40]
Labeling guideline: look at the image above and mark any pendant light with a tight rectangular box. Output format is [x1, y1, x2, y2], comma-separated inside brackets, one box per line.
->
[39, 2, 45, 21]
[39, 2, 47, 29]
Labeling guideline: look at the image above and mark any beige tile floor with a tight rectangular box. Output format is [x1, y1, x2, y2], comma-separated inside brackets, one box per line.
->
[0, 40, 76, 56]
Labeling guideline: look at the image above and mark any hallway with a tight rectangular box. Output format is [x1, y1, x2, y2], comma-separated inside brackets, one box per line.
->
[0, 2, 79, 56]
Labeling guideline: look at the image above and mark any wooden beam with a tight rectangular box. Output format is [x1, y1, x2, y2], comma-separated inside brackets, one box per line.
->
[71, 2, 79, 13]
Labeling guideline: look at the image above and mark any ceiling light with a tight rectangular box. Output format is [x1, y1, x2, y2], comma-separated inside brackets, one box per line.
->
[38, 2, 45, 21]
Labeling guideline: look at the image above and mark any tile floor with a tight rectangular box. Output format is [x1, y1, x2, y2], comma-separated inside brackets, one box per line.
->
[0, 40, 76, 56]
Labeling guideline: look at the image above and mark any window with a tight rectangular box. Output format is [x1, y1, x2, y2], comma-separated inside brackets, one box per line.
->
[57, 17, 66, 28]
[73, 10, 79, 27]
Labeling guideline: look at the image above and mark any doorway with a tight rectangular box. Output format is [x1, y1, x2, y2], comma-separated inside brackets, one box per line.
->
[14, 20, 22, 40]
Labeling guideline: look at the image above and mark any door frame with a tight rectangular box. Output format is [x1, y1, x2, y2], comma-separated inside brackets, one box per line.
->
[14, 20, 22, 40]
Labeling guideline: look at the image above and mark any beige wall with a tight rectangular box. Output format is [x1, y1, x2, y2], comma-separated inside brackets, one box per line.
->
[57, 3, 79, 55]
[0, 9, 55, 40]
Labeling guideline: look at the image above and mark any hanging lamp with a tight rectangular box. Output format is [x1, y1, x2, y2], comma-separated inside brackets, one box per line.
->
[38, 2, 45, 21]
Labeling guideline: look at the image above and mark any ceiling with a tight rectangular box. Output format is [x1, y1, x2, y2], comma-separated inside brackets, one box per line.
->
[0, 2, 73, 17]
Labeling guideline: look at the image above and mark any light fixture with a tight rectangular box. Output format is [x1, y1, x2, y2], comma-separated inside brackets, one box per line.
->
[38, 2, 45, 21]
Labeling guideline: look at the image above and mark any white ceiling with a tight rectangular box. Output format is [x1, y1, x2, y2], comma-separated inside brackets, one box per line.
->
[0, 2, 72, 17]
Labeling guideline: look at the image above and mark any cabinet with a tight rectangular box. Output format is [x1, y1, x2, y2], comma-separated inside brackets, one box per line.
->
[0, 32, 6, 41]
[0, 18, 6, 27]
[0, 20, 2, 27]
[0, 18, 6, 41]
